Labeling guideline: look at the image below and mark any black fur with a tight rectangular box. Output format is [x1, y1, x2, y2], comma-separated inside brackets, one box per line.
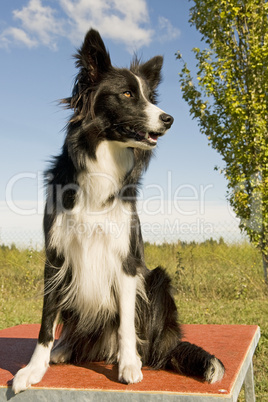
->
[13, 29, 224, 394]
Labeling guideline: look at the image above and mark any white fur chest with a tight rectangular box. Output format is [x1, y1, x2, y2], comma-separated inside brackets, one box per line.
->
[49, 141, 134, 324]
[80, 140, 134, 208]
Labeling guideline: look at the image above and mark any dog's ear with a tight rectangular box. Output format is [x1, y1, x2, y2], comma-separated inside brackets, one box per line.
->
[75, 28, 112, 83]
[138, 56, 163, 90]
[62, 29, 111, 118]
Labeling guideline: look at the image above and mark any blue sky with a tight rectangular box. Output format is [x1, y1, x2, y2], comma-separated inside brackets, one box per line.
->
[0, 0, 241, 246]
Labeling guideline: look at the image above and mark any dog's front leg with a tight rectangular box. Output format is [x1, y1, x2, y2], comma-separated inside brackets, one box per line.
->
[118, 273, 143, 384]
[12, 310, 59, 394]
[12, 261, 60, 394]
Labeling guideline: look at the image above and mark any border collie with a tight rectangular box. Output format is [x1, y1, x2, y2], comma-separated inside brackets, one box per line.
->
[13, 28, 224, 394]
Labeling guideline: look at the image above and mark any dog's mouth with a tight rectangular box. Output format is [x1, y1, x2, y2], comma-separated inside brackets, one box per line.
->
[117, 126, 162, 146]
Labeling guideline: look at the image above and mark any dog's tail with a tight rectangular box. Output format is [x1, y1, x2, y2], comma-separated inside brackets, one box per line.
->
[142, 266, 225, 383]
[167, 341, 225, 383]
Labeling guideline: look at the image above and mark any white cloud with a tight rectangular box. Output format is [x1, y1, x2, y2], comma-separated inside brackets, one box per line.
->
[0, 0, 180, 51]
[59, 0, 153, 48]
[13, 0, 65, 50]
[157, 16, 181, 42]
[0, 0, 65, 50]
[0, 27, 37, 49]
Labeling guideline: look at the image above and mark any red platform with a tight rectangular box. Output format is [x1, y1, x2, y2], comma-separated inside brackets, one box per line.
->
[0, 324, 260, 401]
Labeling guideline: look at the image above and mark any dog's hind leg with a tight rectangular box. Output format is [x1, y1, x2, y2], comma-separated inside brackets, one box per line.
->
[12, 262, 61, 394]
[50, 341, 72, 364]
[50, 310, 74, 364]
[145, 267, 225, 383]
[118, 273, 143, 384]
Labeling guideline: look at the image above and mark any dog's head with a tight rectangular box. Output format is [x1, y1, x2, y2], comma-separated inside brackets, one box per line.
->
[63, 29, 173, 151]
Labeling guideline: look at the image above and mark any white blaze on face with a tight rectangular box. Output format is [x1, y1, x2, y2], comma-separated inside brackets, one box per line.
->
[135, 75, 165, 133]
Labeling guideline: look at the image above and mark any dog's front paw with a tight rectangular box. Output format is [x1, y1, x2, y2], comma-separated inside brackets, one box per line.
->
[118, 363, 143, 384]
[205, 357, 225, 384]
[12, 363, 48, 394]
[118, 355, 143, 384]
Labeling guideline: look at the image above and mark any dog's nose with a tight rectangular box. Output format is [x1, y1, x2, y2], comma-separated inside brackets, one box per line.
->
[160, 113, 174, 129]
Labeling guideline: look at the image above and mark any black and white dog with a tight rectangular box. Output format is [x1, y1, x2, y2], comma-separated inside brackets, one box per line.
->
[13, 29, 224, 393]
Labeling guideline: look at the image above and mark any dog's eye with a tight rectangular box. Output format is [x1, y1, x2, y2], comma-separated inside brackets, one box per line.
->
[123, 91, 133, 98]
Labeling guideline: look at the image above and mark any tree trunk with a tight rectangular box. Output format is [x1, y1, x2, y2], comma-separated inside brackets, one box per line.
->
[262, 252, 268, 284]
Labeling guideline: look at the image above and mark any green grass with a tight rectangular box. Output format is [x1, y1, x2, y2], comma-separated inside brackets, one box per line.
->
[0, 241, 267, 400]
[0, 245, 44, 328]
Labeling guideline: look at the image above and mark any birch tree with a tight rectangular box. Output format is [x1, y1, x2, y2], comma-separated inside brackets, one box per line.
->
[177, 0, 268, 281]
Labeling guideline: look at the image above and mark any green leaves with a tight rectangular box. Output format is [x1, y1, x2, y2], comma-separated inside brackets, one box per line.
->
[178, 0, 268, 271]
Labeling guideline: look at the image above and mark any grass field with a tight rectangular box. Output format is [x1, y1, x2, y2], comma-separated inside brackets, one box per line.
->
[0, 240, 267, 400]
